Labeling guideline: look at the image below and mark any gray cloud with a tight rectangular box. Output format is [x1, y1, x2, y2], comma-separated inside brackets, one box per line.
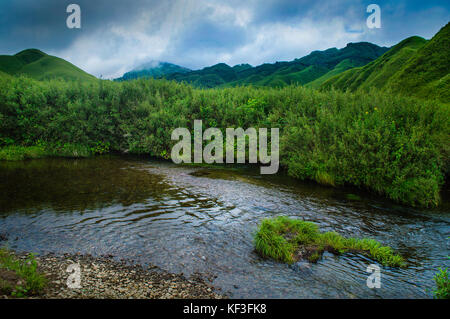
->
[0, 0, 448, 78]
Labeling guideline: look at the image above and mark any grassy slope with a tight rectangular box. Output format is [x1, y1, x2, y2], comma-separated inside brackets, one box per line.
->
[322, 23, 449, 104]
[306, 59, 364, 88]
[322, 36, 427, 92]
[387, 22, 450, 103]
[0, 49, 96, 82]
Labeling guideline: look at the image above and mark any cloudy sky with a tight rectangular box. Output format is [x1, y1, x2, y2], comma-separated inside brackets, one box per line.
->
[0, 0, 448, 78]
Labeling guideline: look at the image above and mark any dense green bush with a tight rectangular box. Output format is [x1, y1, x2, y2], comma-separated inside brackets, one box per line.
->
[0, 75, 448, 207]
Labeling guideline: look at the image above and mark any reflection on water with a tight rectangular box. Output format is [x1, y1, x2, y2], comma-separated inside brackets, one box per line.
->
[0, 155, 449, 298]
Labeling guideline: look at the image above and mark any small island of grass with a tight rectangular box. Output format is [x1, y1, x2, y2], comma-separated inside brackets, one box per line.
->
[254, 216, 406, 267]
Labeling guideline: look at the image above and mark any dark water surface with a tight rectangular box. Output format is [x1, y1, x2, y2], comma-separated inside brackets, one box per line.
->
[0, 156, 449, 298]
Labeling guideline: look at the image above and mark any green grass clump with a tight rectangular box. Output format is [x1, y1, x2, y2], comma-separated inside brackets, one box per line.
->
[254, 216, 406, 267]
[0, 144, 93, 161]
[0, 145, 48, 160]
[0, 248, 47, 297]
[433, 268, 450, 299]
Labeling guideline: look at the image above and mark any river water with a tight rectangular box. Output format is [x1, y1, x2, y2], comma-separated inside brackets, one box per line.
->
[0, 156, 448, 298]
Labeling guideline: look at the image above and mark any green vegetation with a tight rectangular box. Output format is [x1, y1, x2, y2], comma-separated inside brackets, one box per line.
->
[0, 248, 47, 297]
[321, 36, 427, 92]
[388, 23, 450, 103]
[160, 42, 388, 88]
[0, 72, 448, 207]
[306, 58, 364, 88]
[322, 23, 449, 104]
[432, 268, 450, 299]
[0, 145, 48, 161]
[0, 49, 96, 82]
[0, 144, 95, 161]
[254, 216, 405, 267]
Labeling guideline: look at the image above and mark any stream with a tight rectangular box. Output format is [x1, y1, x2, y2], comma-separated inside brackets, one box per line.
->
[0, 155, 449, 298]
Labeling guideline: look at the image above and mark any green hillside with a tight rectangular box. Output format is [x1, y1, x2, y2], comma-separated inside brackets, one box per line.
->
[0, 49, 96, 82]
[306, 58, 370, 88]
[161, 42, 389, 88]
[388, 22, 450, 102]
[321, 36, 427, 91]
[322, 22, 449, 103]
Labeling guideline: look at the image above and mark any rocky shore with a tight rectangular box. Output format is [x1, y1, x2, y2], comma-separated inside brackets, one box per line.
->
[1, 252, 226, 299]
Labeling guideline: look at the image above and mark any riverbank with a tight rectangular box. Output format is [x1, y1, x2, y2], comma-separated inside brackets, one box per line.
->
[0, 250, 225, 299]
[1, 76, 448, 208]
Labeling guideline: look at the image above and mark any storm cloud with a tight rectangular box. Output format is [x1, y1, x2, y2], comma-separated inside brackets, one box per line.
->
[1, 0, 448, 78]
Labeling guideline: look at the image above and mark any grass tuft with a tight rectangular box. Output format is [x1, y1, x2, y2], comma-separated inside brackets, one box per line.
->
[254, 216, 406, 267]
[0, 248, 47, 297]
[433, 268, 450, 299]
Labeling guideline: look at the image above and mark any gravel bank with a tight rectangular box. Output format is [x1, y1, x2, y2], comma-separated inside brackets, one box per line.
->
[1, 252, 226, 299]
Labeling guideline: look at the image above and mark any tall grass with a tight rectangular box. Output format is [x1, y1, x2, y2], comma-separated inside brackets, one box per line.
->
[0, 75, 448, 207]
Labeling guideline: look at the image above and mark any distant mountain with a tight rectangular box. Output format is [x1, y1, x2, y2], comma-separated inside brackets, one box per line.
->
[0, 49, 96, 82]
[322, 22, 449, 103]
[116, 61, 191, 81]
[163, 42, 389, 88]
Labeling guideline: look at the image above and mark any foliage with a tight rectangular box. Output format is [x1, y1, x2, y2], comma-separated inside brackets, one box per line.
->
[254, 216, 405, 267]
[433, 268, 450, 299]
[0, 247, 47, 297]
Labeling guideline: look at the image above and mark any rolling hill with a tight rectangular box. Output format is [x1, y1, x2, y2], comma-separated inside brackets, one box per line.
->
[116, 61, 191, 81]
[322, 22, 449, 103]
[118, 42, 389, 88]
[225, 42, 389, 88]
[0, 49, 97, 82]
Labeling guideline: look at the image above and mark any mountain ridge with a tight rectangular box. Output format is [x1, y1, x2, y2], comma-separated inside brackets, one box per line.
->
[118, 42, 389, 88]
